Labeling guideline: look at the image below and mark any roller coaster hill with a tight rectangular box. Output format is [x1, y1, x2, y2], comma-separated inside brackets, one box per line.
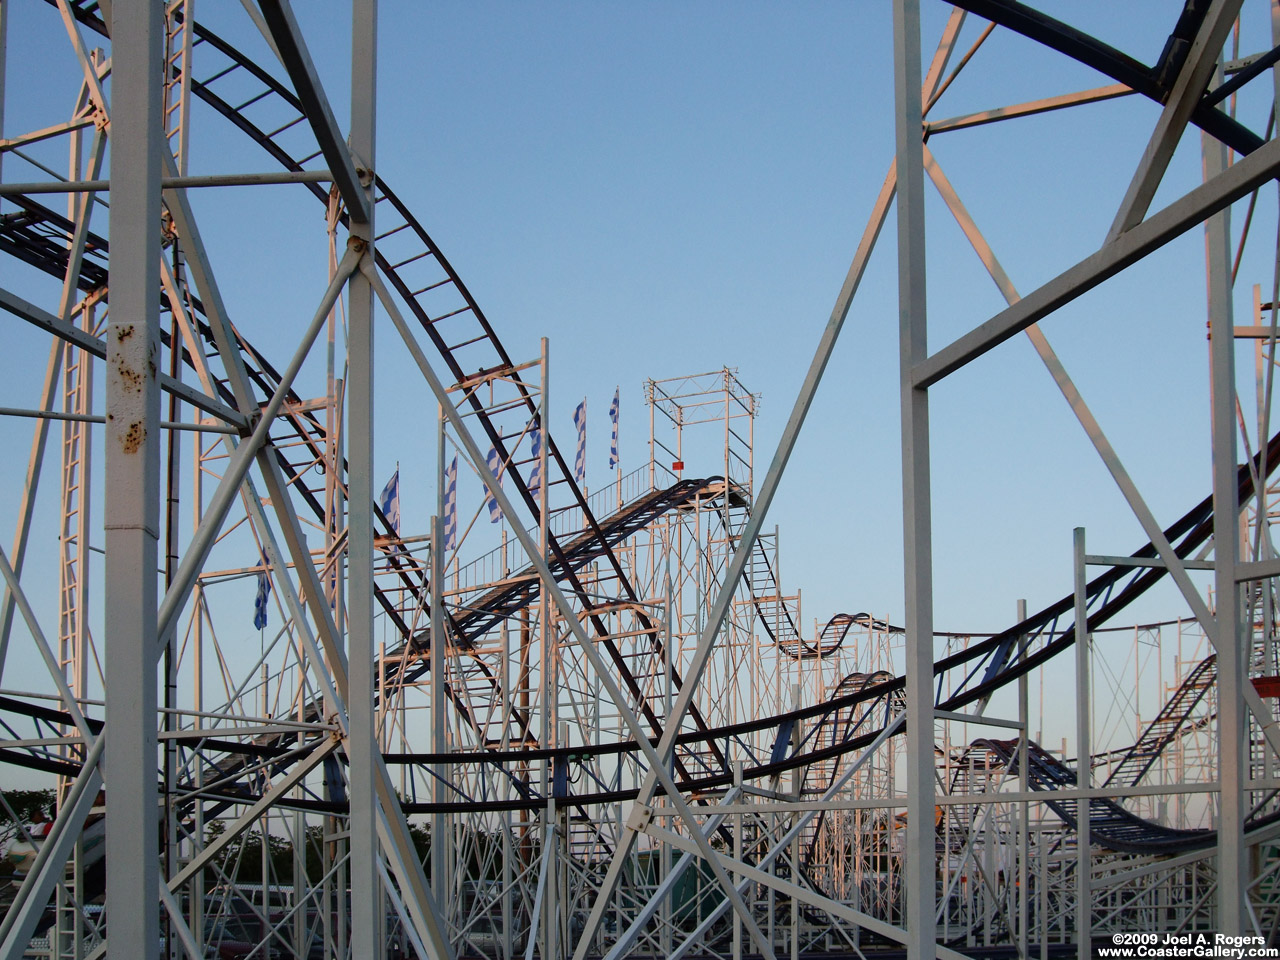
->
[2, 2, 1280, 960]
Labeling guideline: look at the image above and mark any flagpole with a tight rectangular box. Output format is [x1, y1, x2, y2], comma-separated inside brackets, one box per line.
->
[614, 386, 621, 514]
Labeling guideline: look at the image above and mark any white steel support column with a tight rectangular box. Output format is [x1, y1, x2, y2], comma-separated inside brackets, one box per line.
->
[1016, 598, 1029, 960]
[1106, 0, 1245, 240]
[894, 2, 935, 957]
[0, 0, 6, 185]
[105, 2, 162, 958]
[348, 0, 381, 956]
[1205, 119, 1247, 935]
[1072, 528, 1091, 960]
[431, 411, 446, 902]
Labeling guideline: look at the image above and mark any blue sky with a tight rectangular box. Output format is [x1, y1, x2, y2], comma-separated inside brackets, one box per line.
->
[342, 1, 1271, 635]
[2, 3, 1275, 748]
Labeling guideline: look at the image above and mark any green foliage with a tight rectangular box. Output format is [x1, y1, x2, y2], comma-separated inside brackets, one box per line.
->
[200, 819, 434, 886]
[194, 815, 526, 892]
[203, 821, 297, 885]
[407, 819, 430, 861]
[0, 789, 55, 825]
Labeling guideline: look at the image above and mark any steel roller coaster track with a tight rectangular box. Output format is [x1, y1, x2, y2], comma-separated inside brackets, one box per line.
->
[1, 0, 1273, 850]
[2, 420, 1277, 824]
[5, 0, 729, 774]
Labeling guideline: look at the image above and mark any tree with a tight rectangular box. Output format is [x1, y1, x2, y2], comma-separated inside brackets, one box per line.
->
[0, 789, 56, 825]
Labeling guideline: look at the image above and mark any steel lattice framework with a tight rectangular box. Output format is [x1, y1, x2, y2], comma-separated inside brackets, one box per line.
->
[1, 2, 1280, 959]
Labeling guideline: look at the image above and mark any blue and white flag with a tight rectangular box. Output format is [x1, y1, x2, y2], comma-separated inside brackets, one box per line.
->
[443, 455, 458, 552]
[573, 399, 586, 485]
[379, 466, 400, 535]
[484, 446, 504, 523]
[253, 549, 271, 631]
[528, 425, 543, 498]
[608, 388, 619, 470]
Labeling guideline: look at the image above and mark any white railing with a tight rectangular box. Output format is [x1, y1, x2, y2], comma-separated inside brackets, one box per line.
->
[551, 464, 659, 538]
[446, 465, 663, 594]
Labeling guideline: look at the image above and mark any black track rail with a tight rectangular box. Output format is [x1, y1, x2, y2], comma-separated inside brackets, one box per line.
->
[404, 476, 725, 673]
[977, 738, 1215, 855]
[799, 669, 903, 873]
[1101, 654, 1217, 791]
[946, 0, 1266, 156]
[0, 194, 109, 290]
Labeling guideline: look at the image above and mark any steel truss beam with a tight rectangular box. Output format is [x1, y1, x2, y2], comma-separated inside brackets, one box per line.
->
[572, 16, 973, 954]
[254, 0, 369, 223]
[0, 288, 247, 428]
[642, 821, 973, 960]
[915, 133, 1280, 389]
[948, 0, 1265, 155]
[1107, 0, 1245, 240]
[611, 715, 907, 960]
[153, 247, 361, 655]
[570, 155, 901, 960]
[0, 5, 454, 956]
[0, 114, 106, 685]
[906, 2, 1279, 951]
[920, 144, 1280, 760]
[0, 735, 104, 958]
